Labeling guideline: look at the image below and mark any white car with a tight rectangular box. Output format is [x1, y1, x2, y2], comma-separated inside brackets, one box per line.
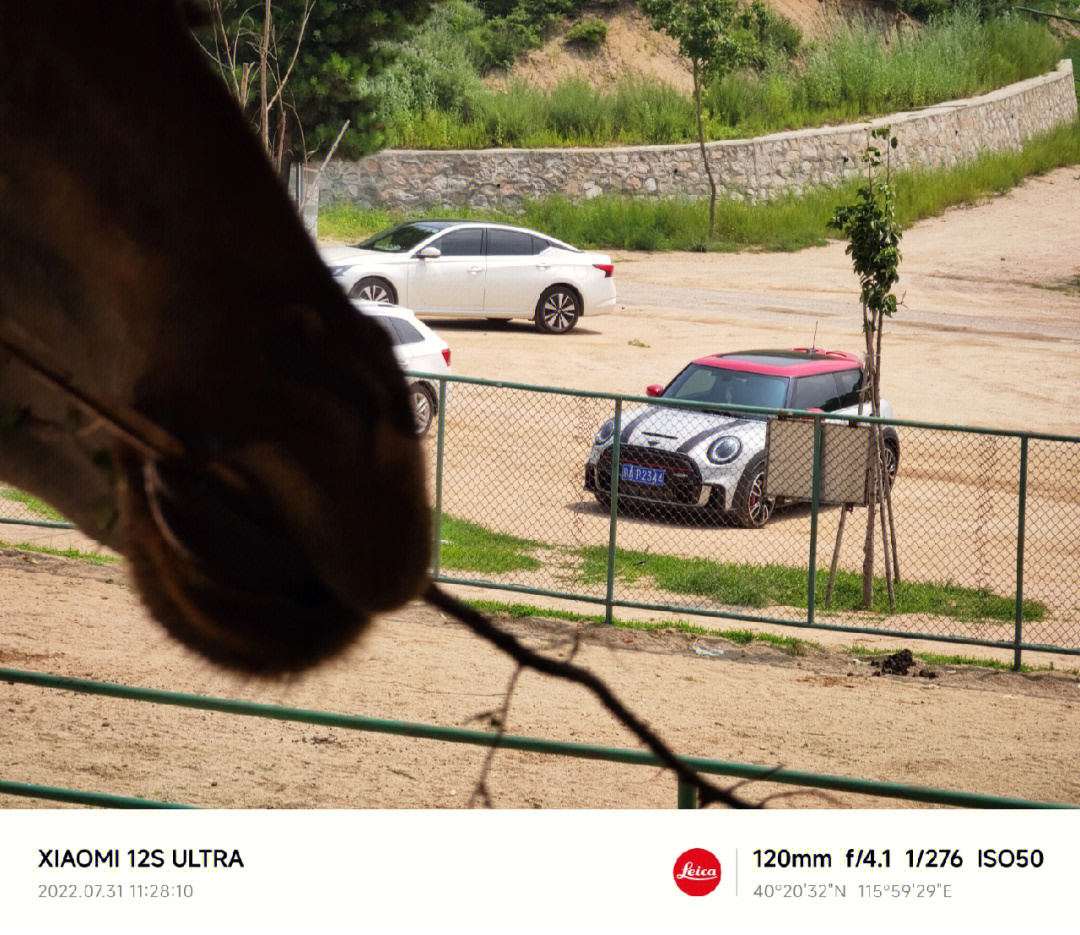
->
[322, 220, 616, 334]
[585, 349, 899, 527]
[356, 301, 451, 436]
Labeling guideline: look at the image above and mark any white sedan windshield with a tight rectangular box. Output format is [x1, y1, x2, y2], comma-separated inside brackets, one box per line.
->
[355, 223, 443, 253]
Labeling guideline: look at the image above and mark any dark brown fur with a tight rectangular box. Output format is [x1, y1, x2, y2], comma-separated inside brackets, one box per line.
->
[0, 1, 429, 672]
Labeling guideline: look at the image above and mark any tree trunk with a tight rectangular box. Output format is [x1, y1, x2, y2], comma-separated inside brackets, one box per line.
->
[259, 0, 271, 153]
[692, 63, 717, 240]
[861, 307, 876, 608]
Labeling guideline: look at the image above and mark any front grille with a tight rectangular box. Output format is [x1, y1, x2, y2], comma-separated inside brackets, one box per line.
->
[596, 445, 702, 505]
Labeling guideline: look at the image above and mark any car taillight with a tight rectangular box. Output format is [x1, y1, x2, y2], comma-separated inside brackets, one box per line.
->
[441, 347, 451, 366]
[593, 263, 614, 278]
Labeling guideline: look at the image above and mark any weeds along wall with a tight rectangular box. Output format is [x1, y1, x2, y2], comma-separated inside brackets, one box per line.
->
[320, 60, 1077, 210]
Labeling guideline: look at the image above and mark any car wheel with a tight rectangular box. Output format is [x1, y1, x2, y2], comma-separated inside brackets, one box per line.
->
[350, 276, 397, 304]
[535, 286, 581, 334]
[594, 491, 612, 511]
[881, 433, 900, 489]
[732, 455, 774, 528]
[409, 384, 434, 436]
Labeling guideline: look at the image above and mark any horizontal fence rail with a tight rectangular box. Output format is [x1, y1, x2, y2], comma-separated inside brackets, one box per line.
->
[1, 667, 1068, 809]
[4, 373, 1080, 666]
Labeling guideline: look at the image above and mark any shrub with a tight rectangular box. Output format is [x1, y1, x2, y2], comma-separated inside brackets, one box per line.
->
[565, 17, 609, 48]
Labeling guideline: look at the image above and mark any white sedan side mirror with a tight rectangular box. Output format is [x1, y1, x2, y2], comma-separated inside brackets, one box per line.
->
[417, 245, 441, 259]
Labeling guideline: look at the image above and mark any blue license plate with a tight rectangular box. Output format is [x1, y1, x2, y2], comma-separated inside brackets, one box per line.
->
[621, 464, 665, 486]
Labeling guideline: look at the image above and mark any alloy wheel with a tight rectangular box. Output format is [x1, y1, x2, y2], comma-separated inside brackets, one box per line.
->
[747, 471, 773, 526]
[410, 387, 433, 435]
[540, 290, 579, 333]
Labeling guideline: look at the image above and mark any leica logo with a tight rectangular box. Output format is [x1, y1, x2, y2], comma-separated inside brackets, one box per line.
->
[673, 848, 722, 896]
[676, 863, 717, 880]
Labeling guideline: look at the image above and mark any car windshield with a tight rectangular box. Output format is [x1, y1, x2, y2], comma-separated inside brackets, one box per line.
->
[664, 364, 789, 413]
[354, 223, 442, 253]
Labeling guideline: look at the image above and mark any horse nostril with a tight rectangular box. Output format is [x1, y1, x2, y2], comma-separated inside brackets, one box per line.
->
[142, 458, 308, 593]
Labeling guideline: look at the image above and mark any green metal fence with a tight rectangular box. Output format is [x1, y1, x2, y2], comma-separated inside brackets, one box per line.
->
[1, 667, 1068, 808]
[4, 372, 1080, 666]
[4, 377, 1079, 807]
[416, 373, 1080, 668]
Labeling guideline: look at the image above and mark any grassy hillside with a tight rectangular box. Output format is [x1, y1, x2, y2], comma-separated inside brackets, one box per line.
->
[364, 4, 1063, 149]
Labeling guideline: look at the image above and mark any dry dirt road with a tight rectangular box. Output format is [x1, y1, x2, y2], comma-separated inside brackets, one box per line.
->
[439, 167, 1080, 436]
[3, 168, 1080, 808]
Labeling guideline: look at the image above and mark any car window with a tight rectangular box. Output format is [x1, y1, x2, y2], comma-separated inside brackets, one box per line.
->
[531, 235, 553, 254]
[487, 229, 534, 256]
[791, 373, 844, 411]
[431, 228, 483, 257]
[356, 223, 441, 254]
[834, 367, 863, 408]
[368, 316, 400, 345]
[390, 319, 425, 345]
[664, 364, 789, 412]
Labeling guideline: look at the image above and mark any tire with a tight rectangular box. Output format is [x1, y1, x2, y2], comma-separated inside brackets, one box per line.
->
[349, 276, 397, 305]
[731, 454, 774, 528]
[535, 286, 581, 334]
[409, 384, 435, 436]
[882, 433, 900, 488]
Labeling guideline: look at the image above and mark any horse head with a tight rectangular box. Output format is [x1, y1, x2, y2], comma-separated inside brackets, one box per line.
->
[0, 1, 430, 673]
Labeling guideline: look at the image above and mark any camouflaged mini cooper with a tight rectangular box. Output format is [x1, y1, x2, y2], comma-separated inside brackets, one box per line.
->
[584, 348, 899, 527]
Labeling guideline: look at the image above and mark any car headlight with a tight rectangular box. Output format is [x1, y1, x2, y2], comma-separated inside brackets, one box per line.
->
[328, 265, 353, 277]
[706, 435, 742, 464]
[594, 419, 614, 445]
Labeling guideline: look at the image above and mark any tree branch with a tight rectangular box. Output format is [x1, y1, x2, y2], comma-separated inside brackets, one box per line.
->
[425, 583, 751, 809]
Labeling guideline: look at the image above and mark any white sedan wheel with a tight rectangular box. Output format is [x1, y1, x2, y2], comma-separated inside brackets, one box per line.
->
[536, 287, 581, 334]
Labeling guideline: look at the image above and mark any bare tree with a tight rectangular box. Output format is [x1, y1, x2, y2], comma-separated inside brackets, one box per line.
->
[193, 0, 314, 174]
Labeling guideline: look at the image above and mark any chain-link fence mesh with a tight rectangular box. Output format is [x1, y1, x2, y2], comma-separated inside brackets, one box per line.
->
[416, 376, 1080, 654]
[3, 374, 1079, 655]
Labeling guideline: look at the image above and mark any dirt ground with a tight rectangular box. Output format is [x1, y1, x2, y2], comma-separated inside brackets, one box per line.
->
[3, 167, 1080, 808]
[3, 552, 1078, 809]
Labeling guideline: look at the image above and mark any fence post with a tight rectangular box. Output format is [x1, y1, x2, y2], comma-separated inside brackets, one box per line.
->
[1014, 436, 1028, 671]
[605, 399, 623, 626]
[807, 417, 823, 628]
[677, 779, 698, 809]
[432, 377, 448, 579]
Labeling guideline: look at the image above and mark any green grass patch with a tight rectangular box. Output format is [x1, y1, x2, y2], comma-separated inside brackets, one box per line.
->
[1, 489, 66, 521]
[0, 539, 117, 565]
[575, 545, 1046, 623]
[438, 516, 542, 573]
[467, 598, 600, 623]
[464, 597, 812, 650]
[321, 122, 1080, 253]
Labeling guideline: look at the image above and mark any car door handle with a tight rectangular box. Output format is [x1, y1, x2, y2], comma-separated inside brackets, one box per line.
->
[536, 263, 550, 270]
[468, 266, 482, 274]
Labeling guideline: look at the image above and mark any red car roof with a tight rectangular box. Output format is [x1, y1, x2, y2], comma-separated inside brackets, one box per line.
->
[692, 348, 862, 378]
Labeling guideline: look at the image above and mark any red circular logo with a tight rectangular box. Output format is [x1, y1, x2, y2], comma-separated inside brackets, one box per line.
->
[673, 848, 721, 896]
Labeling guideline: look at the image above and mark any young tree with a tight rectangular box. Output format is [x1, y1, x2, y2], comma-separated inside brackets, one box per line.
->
[639, 0, 743, 238]
[194, 0, 431, 171]
[830, 127, 902, 609]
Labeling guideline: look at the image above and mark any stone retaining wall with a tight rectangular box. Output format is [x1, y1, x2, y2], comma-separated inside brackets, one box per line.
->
[320, 60, 1077, 210]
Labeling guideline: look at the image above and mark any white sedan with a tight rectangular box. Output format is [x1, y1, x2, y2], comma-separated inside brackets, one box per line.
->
[321, 220, 615, 334]
[355, 301, 451, 436]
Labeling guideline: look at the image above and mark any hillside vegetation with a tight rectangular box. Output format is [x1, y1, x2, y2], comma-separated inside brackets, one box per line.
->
[362, 3, 1064, 149]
